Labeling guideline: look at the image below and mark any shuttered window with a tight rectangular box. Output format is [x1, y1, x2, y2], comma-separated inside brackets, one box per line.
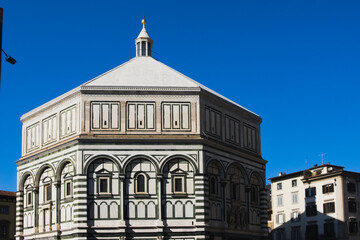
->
[323, 202, 335, 214]
[305, 187, 316, 197]
[322, 184, 334, 194]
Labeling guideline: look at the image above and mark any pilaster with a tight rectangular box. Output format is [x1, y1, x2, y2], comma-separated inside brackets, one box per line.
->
[15, 191, 24, 240]
[259, 187, 268, 229]
[54, 181, 61, 232]
[72, 174, 88, 240]
[195, 173, 208, 240]
[33, 187, 39, 233]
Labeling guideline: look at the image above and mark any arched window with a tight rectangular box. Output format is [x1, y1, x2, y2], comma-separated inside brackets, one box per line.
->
[210, 176, 217, 195]
[250, 185, 259, 204]
[232, 183, 239, 200]
[141, 41, 146, 56]
[60, 162, 74, 199]
[23, 175, 33, 207]
[135, 173, 147, 194]
[250, 174, 261, 205]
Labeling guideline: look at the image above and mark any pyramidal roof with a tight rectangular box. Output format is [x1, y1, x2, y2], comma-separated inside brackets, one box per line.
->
[81, 56, 258, 116]
[83, 57, 199, 88]
[137, 25, 151, 39]
[21, 18, 259, 120]
[81, 17, 258, 116]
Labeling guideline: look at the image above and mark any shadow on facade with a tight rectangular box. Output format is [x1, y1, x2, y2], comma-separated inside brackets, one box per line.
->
[269, 210, 348, 240]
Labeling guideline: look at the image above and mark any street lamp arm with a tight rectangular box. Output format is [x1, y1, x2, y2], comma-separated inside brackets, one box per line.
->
[1, 49, 16, 64]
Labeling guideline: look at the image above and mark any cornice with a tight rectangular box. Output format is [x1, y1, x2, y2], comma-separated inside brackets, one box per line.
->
[20, 87, 81, 122]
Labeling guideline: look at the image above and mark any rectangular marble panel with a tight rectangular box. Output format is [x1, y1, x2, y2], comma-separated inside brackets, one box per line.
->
[128, 104, 136, 129]
[163, 104, 171, 129]
[111, 104, 119, 129]
[102, 104, 109, 129]
[216, 112, 221, 136]
[71, 106, 76, 132]
[61, 112, 66, 136]
[146, 104, 154, 129]
[137, 104, 145, 129]
[172, 104, 180, 129]
[92, 104, 100, 129]
[182, 104, 189, 129]
[205, 108, 210, 132]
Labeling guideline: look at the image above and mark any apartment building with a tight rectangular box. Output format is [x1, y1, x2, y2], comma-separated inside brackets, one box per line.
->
[0, 190, 16, 240]
[270, 164, 360, 240]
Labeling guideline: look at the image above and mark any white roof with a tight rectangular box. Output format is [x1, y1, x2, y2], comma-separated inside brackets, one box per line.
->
[21, 56, 259, 120]
[84, 57, 198, 88]
[83, 56, 259, 117]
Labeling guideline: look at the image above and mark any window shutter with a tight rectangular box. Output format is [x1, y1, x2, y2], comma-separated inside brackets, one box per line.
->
[313, 187, 316, 195]
[322, 185, 326, 193]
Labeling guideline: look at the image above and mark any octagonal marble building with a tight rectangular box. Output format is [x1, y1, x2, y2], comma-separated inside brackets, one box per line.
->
[16, 20, 268, 240]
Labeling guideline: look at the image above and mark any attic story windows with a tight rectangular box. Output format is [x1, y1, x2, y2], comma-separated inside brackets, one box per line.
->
[26, 123, 40, 152]
[42, 114, 57, 145]
[204, 107, 222, 138]
[225, 116, 241, 145]
[91, 102, 120, 130]
[127, 102, 155, 130]
[60, 105, 76, 138]
[162, 102, 191, 131]
[243, 123, 257, 152]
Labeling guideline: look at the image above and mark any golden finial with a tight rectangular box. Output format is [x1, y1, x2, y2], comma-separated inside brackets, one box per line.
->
[142, 15, 146, 26]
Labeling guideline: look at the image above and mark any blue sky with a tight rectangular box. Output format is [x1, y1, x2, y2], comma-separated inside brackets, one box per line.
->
[0, 0, 359, 191]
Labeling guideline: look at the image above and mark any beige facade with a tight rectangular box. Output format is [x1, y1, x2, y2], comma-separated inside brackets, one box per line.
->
[0, 190, 16, 240]
[16, 20, 268, 240]
[270, 164, 360, 240]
